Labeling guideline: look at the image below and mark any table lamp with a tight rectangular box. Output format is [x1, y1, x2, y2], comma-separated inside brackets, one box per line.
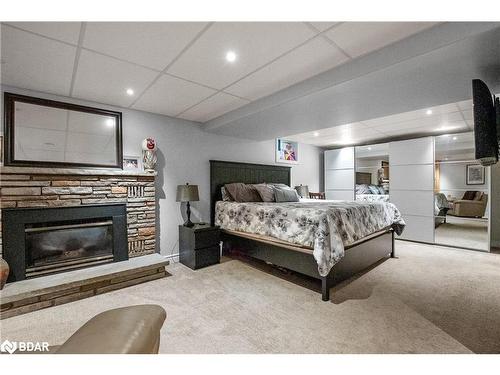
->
[176, 183, 199, 227]
[294, 184, 309, 198]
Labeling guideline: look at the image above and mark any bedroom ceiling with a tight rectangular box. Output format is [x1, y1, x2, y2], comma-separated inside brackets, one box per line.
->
[286, 99, 475, 147]
[0, 22, 439, 123]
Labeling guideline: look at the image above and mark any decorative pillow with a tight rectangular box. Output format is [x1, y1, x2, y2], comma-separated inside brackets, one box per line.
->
[253, 183, 275, 202]
[368, 185, 380, 194]
[221, 186, 233, 201]
[474, 191, 484, 201]
[224, 183, 262, 202]
[377, 186, 386, 194]
[463, 191, 476, 200]
[272, 185, 300, 202]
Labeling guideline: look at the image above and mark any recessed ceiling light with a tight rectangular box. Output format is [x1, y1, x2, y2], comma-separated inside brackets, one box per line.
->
[367, 147, 372, 150]
[225, 51, 237, 63]
[426, 109, 433, 115]
[105, 119, 115, 127]
[452, 136, 458, 140]
[126, 88, 134, 96]
[313, 132, 319, 137]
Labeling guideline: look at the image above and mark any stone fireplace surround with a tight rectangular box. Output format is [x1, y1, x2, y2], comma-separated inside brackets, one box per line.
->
[0, 166, 157, 261]
[0, 166, 164, 319]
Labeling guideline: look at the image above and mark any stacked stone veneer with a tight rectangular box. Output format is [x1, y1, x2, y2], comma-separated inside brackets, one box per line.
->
[0, 167, 157, 258]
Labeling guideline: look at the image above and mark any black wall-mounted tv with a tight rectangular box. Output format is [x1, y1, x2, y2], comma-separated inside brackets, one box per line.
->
[472, 79, 498, 166]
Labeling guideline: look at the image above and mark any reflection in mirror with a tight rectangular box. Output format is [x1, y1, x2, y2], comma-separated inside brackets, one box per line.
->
[5, 93, 122, 168]
[434, 132, 489, 251]
[355, 143, 390, 203]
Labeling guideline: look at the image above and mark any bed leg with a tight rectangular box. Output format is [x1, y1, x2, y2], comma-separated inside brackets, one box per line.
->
[321, 277, 330, 301]
[390, 230, 396, 258]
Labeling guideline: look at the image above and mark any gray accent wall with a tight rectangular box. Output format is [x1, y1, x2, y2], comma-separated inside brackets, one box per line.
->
[0, 85, 323, 258]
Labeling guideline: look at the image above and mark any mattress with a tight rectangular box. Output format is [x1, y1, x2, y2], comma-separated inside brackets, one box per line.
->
[215, 200, 405, 276]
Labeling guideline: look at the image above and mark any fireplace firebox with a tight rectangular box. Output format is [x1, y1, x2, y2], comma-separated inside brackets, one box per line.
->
[2, 204, 128, 282]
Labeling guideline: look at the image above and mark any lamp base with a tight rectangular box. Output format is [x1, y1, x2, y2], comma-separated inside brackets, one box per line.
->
[184, 201, 195, 227]
[183, 219, 195, 228]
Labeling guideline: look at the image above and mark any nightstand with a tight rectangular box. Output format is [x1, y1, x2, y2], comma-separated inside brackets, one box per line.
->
[179, 224, 220, 270]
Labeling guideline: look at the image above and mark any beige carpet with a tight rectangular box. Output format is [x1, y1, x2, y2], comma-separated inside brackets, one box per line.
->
[2, 241, 500, 354]
[435, 216, 489, 250]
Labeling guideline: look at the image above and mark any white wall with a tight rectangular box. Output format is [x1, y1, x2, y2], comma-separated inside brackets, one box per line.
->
[439, 162, 490, 217]
[356, 158, 386, 185]
[1, 86, 323, 258]
[439, 162, 489, 196]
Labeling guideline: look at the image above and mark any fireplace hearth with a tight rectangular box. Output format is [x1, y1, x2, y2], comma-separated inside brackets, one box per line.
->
[2, 204, 128, 282]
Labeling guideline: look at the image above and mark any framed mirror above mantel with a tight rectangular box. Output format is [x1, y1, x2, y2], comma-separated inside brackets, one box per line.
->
[3, 92, 123, 169]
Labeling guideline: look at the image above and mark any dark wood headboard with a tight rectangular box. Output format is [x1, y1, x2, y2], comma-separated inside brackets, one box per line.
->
[209, 160, 291, 225]
[356, 172, 372, 185]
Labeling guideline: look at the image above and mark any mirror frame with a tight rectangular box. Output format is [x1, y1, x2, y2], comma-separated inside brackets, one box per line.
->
[3, 92, 123, 169]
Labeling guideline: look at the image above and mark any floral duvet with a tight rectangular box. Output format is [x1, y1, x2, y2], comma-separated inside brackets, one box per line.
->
[215, 200, 405, 276]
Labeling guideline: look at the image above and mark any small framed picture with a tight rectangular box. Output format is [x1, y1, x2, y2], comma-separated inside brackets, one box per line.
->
[466, 164, 485, 185]
[275, 138, 299, 164]
[123, 155, 142, 171]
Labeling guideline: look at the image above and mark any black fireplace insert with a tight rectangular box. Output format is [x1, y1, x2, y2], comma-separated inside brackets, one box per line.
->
[2, 204, 128, 282]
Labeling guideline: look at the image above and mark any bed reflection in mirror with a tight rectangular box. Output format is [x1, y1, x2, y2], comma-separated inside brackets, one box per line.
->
[354, 143, 390, 203]
[434, 132, 490, 251]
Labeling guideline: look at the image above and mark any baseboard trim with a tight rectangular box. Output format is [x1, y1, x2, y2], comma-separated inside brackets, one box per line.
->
[163, 253, 179, 261]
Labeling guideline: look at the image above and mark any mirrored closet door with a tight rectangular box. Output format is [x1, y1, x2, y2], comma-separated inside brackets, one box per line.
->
[434, 132, 490, 251]
[354, 143, 390, 203]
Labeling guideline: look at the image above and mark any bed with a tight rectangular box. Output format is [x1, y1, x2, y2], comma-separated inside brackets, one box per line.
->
[355, 184, 390, 202]
[210, 160, 405, 301]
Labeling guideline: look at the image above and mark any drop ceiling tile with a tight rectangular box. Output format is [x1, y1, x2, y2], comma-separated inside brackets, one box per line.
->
[66, 131, 110, 153]
[362, 108, 431, 128]
[83, 22, 208, 70]
[325, 22, 437, 58]
[461, 109, 473, 122]
[168, 22, 316, 90]
[456, 99, 473, 111]
[16, 126, 66, 152]
[286, 123, 385, 146]
[225, 37, 348, 101]
[309, 22, 339, 32]
[72, 50, 158, 107]
[178, 92, 250, 123]
[15, 102, 69, 131]
[67, 111, 117, 136]
[132, 74, 216, 117]
[380, 122, 469, 137]
[5, 22, 82, 44]
[0, 25, 76, 95]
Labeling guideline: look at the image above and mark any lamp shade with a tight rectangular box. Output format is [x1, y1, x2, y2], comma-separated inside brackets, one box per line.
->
[294, 184, 309, 198]
[176, 183, 199, 202]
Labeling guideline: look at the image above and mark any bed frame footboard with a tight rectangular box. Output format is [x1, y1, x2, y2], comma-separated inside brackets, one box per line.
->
[222, 230, 394, 301]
